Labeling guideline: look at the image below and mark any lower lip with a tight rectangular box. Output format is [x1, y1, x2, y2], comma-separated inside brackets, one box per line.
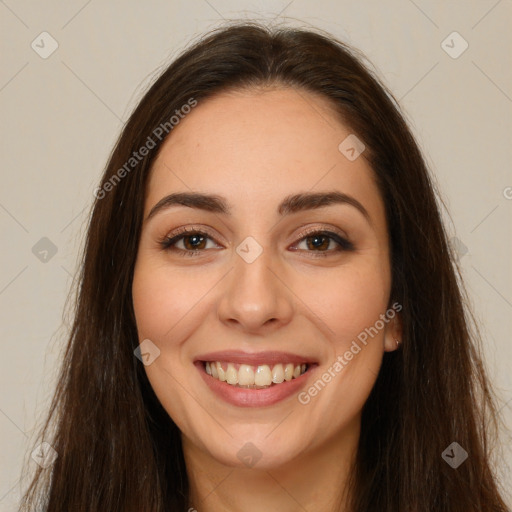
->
[195, 362, 316, 408]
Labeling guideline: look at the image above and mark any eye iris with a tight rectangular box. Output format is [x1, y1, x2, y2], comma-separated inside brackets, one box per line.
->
[184, 234, 206, 250]
[306, 234, 329, 251]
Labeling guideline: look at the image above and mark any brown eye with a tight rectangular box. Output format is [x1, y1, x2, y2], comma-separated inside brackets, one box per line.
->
[304, 233, 332, 251]
[292, 230, 354, 256]
[181, 233, 208, 250]
[160, 229, 220, 257]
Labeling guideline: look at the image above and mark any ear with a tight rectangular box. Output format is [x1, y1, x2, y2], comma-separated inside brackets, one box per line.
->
[383, 309, 403, 352]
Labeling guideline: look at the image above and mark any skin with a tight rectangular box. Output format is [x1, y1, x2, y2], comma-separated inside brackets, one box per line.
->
[132, 87, 402, 511]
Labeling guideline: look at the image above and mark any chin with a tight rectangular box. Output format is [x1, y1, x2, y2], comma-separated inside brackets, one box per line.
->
[201, 429, 306, 470]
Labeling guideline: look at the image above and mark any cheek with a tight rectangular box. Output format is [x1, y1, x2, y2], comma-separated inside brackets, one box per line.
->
[131, 260, 212, 433]
[292, 266, 389, 432]
[293, 262, 390, 346]
[131, 260, 216, 342]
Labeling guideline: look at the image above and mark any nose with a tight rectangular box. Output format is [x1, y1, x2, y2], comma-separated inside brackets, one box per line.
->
[217, 245, 294, 335]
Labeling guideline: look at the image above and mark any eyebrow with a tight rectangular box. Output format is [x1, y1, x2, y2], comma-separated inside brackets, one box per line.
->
[146, 191, 371, 225]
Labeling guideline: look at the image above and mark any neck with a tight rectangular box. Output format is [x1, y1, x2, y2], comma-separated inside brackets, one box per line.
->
[183, 420, 359, 512]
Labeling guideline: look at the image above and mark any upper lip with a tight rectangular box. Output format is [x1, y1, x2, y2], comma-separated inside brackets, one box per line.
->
[194, 350, 317, 366]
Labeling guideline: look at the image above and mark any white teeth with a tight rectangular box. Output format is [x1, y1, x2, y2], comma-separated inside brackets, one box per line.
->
[226, 363, 238, 385]
[216, 362, 226, 382]
[284, 363, 294, 381]
[272, 363, 285, 384]
[205, 361, 308, 388]
[255, 365, 272, 386]
[238, 364, 255, 386]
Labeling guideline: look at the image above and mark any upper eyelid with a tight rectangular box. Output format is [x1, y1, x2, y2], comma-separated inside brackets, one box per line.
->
[298, 225, 348, 239]
[165, 225, 223, 244]
[164, 224, 349, 240]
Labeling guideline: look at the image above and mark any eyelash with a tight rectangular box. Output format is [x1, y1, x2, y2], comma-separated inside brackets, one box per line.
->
[158, 226, 355, 258]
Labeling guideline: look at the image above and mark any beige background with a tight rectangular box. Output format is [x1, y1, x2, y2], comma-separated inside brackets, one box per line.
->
[1, 0, 511, 509]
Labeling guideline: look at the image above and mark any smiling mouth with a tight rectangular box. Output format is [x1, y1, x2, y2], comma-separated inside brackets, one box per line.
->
[203, 361, 311, 389]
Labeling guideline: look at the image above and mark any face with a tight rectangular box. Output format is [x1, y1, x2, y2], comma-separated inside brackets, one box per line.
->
[132, 87, 401, 470]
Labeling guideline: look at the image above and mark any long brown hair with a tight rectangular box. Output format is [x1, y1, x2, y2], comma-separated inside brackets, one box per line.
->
[18, 21, 509, 511]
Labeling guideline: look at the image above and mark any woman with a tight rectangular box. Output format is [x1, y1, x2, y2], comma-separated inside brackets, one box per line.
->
[19, 22, 509, 511]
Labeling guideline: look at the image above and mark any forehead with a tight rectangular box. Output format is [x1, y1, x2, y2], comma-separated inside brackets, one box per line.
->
[145, 87, 385, 230]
